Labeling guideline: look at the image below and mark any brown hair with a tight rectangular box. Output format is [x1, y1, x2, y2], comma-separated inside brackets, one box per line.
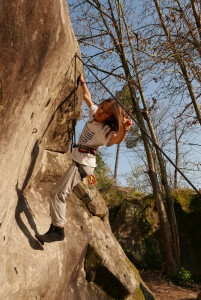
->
[101, 98, 123, 137]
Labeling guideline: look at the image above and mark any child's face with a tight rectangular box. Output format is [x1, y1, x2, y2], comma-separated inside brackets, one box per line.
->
[95, 102, 112, 123]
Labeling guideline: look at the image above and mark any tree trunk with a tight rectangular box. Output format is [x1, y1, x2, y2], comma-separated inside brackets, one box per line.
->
[131, 96, 178, 274]
[174, 122, 179, 189]
[190, 0, 201, 40]
[120, 2, 180, 269]
[114, 143, 120, 182]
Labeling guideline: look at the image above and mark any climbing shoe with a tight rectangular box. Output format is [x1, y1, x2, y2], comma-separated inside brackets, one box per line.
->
[35, 224, 65, 245]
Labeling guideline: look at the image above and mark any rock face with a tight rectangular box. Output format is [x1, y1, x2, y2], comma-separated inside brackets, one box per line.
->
[0, 1, 155, 299]
[110, 198, 162, 270]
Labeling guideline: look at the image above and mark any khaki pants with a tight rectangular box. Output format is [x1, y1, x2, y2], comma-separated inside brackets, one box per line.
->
[50, 161, 94, 227]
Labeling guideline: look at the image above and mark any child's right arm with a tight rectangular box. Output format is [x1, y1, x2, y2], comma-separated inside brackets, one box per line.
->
[80, 74, 93, 108]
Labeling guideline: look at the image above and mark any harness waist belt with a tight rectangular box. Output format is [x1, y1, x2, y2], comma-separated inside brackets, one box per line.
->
[75, 144, 97, 156]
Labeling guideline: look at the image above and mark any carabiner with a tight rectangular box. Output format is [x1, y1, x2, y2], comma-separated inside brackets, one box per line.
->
[87, 174, 97, 185]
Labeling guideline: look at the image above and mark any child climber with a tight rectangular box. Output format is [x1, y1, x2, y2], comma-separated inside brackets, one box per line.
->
[36, 74, 132, 244]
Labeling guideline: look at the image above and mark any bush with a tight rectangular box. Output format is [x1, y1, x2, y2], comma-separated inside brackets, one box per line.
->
[95, 152, 114, 193]
[171, 267, 194, 287]
[95, 152, 128, 206]
[172, 188, 200, 212]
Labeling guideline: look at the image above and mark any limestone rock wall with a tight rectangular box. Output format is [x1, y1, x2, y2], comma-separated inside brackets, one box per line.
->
[0, 1, 155, 299]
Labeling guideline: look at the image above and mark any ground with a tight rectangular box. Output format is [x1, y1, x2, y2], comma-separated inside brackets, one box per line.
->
[140, 270, 201, 300]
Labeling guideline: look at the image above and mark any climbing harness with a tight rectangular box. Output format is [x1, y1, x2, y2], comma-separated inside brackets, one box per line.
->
[78, 148, 96, 156]
[75, 144, 97, 156]
[73, 53, 201, 196]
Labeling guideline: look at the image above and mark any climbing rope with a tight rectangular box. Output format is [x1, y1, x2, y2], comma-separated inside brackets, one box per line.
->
[71, 53, 77, 152]
[74, 53, 201, 196]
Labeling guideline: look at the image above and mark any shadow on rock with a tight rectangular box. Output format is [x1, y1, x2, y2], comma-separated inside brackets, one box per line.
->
[15, 183, 44, 251]
[15, 139, 43, 250]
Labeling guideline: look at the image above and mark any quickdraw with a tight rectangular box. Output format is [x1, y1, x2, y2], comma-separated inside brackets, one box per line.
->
[87, 174, 97, 185]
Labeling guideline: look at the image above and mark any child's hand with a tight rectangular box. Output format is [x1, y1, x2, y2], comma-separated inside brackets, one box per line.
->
[79, 73, 93, 108]
[80, 73, 85, 85]
[109, 109, 133, 145]
[122, 110, 133, 132]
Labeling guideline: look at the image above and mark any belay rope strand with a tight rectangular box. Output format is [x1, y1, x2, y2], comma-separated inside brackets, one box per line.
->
[71, 53, 77, 152]
[74, 53, 201, 195]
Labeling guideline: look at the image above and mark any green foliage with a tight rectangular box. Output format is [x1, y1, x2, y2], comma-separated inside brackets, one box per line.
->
[171, 267, 194, 287]
[125, 127, 140, 148]
[105, 188, 125, 207]
[116, 83, 133, 111]
[172, 188, 201, 211]
[95, 152, 144, 207]
[95, 152, 114, 193]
